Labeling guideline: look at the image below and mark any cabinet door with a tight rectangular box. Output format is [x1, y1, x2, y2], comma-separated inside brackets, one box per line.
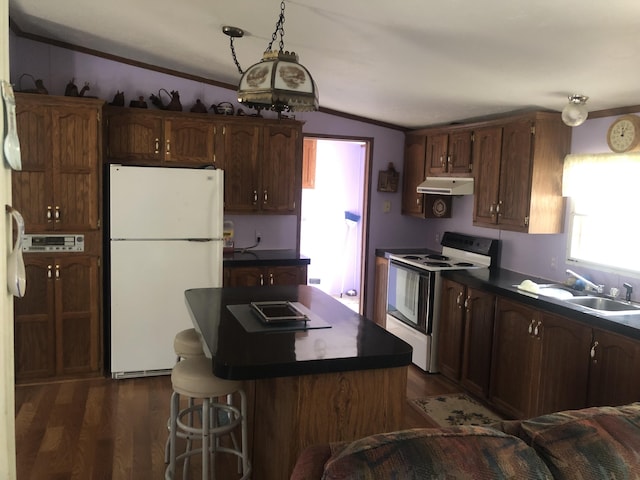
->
[401, 134, 426, 216]
[460, 288, 495, 399]
[14, 257, 56, 381]
[490, 297, 540, 419]
[223, 123, 261, 212]
[372, 256, 389, 327]
[52, 105, 101, 231]
[164, 117, 218, 166]
[497, 120, 533, 231]
[437, 278, 466, 381]
[261, 124, 300, 213]
[426, 133, 449, 175]
[105, 110, 164, 161]
[472, 126, 502, 227]
[447, 131, 473, 175]
[56, 256, 101, 375]
[225, 266, 264, 286]
[13, 103, 53, 231]
[588, 329, 640, 407]
[535, 313, 591, 415]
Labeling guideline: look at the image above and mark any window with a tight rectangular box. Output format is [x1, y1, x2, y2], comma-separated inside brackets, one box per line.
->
[563, 153, 640, 275]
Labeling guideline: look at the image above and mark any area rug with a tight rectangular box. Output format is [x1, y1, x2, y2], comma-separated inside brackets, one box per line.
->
[410, 393, 503, 427]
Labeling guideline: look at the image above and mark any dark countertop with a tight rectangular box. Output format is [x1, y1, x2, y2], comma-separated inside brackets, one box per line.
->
[443, 268, 640, 341]
[185, 285, 412, 380]
[223, 249, 310, 267]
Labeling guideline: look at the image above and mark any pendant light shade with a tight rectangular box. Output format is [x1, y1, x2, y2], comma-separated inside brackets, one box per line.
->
[238, 50, 318, 113]
[224, 1, 319, 115]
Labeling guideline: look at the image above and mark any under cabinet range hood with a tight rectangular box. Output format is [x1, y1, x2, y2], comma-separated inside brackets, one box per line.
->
[416, 177, 474, 195]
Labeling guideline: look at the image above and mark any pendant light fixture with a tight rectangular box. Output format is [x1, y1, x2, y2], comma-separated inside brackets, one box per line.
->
[562, 94, 589, 127]
[223, 1, 318, 116]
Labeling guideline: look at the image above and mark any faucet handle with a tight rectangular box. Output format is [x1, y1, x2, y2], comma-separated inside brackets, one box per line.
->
[623, 283, 633, 301]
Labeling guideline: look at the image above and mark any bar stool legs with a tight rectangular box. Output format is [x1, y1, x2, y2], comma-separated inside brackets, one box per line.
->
[165, 357, 251, 480]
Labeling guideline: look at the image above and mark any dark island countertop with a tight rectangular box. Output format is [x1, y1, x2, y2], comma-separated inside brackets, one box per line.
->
[223, 249, 310, 267]
[443, 268, 640, 341]
[185, 285, 412, 380]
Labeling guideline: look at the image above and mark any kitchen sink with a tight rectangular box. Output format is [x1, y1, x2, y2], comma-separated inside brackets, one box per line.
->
[564, 296, 640, 315]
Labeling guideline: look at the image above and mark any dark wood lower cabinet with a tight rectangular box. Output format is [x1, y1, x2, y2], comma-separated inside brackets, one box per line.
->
[223, 264, 307, 287]
[14, 254, 101, 383]
[587, 328, 640, 407]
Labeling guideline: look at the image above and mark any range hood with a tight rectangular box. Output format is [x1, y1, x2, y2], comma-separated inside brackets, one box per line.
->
[416, 177, 474, 195]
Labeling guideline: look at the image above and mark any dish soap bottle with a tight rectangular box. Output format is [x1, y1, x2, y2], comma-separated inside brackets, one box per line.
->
[223, 220, 234, 254]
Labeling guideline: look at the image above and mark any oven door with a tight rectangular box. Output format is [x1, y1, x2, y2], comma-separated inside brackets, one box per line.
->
[386, 260, 435, 334]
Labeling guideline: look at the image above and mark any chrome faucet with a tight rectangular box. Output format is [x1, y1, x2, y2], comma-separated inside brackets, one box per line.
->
[623, 283, 633, 302]
[565, 269, 603, 294]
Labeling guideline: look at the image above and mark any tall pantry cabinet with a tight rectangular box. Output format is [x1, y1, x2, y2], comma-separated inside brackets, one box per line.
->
[12, 94, 103, 383]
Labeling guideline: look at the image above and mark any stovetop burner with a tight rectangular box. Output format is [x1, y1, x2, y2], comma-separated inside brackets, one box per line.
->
[425, 254, 449, 261]
[424, 261, 451, 267]
[454, 262, 475, 267]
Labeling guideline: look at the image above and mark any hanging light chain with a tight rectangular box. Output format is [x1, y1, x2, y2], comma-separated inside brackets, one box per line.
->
[229, 36, 244, 74]
[266, 0, 286, 53]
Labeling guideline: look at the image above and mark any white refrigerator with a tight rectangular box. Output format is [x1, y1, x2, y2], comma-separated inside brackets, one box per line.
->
[108, 164, 223, 378]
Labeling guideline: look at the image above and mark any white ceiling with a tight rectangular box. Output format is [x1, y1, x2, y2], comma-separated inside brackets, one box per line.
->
[8, 0, 640, 129]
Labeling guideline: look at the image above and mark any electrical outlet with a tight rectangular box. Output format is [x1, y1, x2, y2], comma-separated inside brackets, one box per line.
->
[435, 233, 440, 243]
[550, 256, 557, 269]
[383, 201, 391, 213]
[255, 231, 262, 243]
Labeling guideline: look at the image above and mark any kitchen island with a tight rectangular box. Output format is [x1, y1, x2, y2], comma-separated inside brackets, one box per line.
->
[185, 285, 412, 480]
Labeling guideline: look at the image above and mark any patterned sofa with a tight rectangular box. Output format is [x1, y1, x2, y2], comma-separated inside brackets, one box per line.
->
[290, 403, 640, 479]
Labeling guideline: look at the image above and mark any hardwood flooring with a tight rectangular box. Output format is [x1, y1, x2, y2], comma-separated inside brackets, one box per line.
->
[14, 367, 462, 479]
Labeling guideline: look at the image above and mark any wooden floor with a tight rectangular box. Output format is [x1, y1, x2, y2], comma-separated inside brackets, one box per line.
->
[14, 366, 462, 480]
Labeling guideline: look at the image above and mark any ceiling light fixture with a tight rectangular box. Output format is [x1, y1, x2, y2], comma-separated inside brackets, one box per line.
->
[222, 1, 318, 117]
[562, 94, 589, 127]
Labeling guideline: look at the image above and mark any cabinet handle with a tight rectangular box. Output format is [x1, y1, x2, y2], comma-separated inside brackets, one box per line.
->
[464, 295, 471, 310]
[166, 139, 170, 155]
[489, 204, 496, 216]
[47, 205, 53, 222]
[534, 321, 541, 338]
[440, 155, 444, 167]
[456, 291, 464, 308]
[55, 264, 60, 279]
[528, 319, 535, 335]
[447, 155, 451, 166]
[264, 190, 268, 204]
[54, 206, 61, 223]
[590, 341, 599, 360]
[495, 201, 501, 214]
[269, 273, 274, 285]
[154, 138, 160, 154]
[252, 190, 258, 205]
[416, 197, 421, 206]
[47, 264, 53, 279]
[259, 274, 264, 286]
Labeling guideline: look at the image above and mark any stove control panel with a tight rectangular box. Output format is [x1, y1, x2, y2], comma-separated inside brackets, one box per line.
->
[22, 234, 85, 252]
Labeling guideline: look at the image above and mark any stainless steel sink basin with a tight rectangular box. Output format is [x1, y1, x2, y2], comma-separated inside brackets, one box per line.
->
[565, 296, 640, 315]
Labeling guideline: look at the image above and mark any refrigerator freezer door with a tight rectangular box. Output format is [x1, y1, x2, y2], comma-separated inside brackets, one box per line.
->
[109, 165, 223, 240]
[109, 239, 222, 377]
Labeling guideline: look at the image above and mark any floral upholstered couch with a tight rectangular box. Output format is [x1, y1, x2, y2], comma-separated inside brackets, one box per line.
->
[290, 403, 640, 479]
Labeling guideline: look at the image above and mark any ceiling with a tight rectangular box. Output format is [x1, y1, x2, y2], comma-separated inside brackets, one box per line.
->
[8, 0, 640, 129]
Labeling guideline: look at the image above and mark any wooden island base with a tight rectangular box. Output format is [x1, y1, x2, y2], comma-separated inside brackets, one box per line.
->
[246, 366, 408, 480]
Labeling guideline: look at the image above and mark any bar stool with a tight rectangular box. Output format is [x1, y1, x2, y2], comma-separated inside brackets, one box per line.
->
[165, 328, 206, 464]
[165, 356, 251, 480]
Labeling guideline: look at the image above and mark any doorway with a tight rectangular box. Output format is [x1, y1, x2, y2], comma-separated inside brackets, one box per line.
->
[300, 136, 370, 313]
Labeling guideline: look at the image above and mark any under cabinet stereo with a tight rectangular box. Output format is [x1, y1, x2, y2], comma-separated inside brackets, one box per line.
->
[22, 234, 85, 252]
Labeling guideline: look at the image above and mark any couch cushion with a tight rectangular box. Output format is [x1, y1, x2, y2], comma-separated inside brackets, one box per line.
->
[320, 427, 553, 480]
[508, 403, 640, 479]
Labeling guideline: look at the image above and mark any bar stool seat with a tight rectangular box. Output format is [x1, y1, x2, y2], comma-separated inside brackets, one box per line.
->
[165, 356, 251, 480]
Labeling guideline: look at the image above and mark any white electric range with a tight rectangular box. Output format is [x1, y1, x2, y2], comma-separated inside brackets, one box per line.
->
[385, 232, 500, 372]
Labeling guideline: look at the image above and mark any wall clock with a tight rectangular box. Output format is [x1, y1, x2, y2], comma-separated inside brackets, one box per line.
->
[607, 114, 640, 153]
